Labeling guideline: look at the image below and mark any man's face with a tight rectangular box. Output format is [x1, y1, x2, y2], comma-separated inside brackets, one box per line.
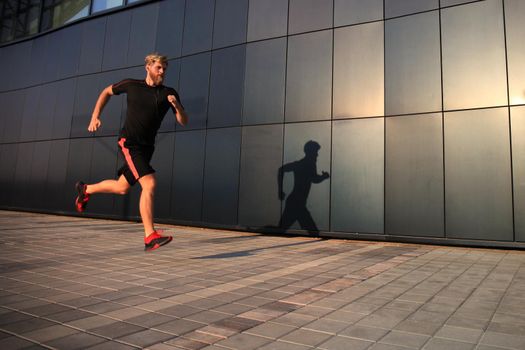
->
[146, 61, 167, 85]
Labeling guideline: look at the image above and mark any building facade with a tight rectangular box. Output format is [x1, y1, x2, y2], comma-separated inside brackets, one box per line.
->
[0, 0, 524, 248]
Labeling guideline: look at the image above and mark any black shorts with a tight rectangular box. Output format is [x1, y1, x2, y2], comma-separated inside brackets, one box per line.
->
[117, 138, 155, 186]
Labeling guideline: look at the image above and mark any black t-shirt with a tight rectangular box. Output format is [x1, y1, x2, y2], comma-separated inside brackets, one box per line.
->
[112, 79, 181, 146]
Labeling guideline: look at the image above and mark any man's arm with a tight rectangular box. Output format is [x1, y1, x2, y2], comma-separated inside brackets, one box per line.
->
[167, 94, 188, 126]
[88, 85, 114, 132]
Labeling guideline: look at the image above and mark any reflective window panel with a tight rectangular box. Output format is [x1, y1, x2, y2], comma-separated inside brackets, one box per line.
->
[512, 106, 525, 241]
[247, 0, 288, 42]
[334, 22, 384, 118]
[238, 125, 283, 227]
[202, 127, 242, 225]
[286, 30, 332, 122]
[243, 38, 286, 125]
[171, 130, 206, 222]
[182, 0, 215, 55]
[385, 11, 441, 115]
[208, 45, 246, 128]
[385, 114, 444, 237]
[213, 0, 248, 49]
[385, 0, 438, 18]
[92, 0, 123, 13]
[155, 0, 184, 59]
[282, 122, 331, 233]
[444, 108, 513, 240]
[289, 0, 333, 35]
[334, 0, 383, 27]
[331, 118, 384, 234]
[505, 0, 525, 106]
[441, 0, 507, 110]
[179, 52, 211, 130]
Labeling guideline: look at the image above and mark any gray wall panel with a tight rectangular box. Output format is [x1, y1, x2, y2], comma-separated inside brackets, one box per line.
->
[445, 108, 513, 240]
[78, 17, 105, 74]
[19, 86, 41, 142]
[286, 30, 332, 122]
[385, 0, 438, 18]
[65, 138, 94, 214]
[171, 130, 206, 222]
[102, 11, 132, 71]
[239, 125, 283, 228]
[88, 137, 118, 215]
[46, 140, 70, 212]
[159, 59, 181, 132]
[182, 0, 215, 55]
[243, 38, 286, 125]
[0, 144, 19, 206]
[442, 0, 507, 110]
[2, 90, 25, 143]
[385, 11, 441, 115]
[71, 75, 102, 138]
[179, 53, 211, 130]
[42, 32, 61, 83]
[331, 118, 384, 233]
[247, 0, 288, 42]
[289, 0, 333, 35]
[52, 79, 76, 139]
[505, 0, 525, 106]
[385, 114, 444, 237]
[334, 0, 383, 26]
[213, 0, 248, 49]
[151, 133, 175, 219]
[13, 143, 34, 208]
[27, 36, 47, 86]
[36, 82, 58, 141]
[58, 25, 82, 79]
[155, 0, 185, 59]
[208, 45, 246, 128]
[512, 106, 525, 241]
[29, 141, 51, 210]
[127, 4, 159, 66]
[334, 22, 384, 118]
[281, 122, 331, 233]
[202, 127, 242, 225]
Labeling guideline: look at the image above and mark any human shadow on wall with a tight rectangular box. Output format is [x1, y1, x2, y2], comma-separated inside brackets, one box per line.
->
[274, 140, 330, 236]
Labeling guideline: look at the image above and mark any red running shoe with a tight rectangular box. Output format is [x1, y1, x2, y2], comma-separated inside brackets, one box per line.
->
[75, 181, 90, 213]
[145, 230, 173, 252]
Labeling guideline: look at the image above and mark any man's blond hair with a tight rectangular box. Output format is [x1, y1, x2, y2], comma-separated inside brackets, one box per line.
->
[145, 53, 168, 67]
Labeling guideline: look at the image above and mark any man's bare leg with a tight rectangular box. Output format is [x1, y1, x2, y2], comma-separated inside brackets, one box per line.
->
[86, 175, 130, 195]
[138, 174, 156, 238]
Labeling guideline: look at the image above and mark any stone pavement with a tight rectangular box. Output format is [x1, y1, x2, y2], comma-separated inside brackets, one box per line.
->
[1, 211, 525, 350]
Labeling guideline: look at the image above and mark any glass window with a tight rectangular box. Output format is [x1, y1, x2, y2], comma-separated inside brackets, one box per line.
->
[331, 118, 384, 234]
[505, 0, 525, 105]
[334, 22, 384, 118]
[385, 114, 444, 237]
[0, 0, 41, 43]
[243, 38, 286, 125]
[286, 30, 332, 122]
[385, 0, 438, 18]
[385, 11, 441, 115]
[441, 0, 507, 110]
[289, 0, 332, 35]
[511, 106, 525, 242]
[92, 0, 123, 14]
[334, 0, 383, 27]
[247, 0, 288, 42]
[444, 108, 513, 240]
[41, 0, 90, 29]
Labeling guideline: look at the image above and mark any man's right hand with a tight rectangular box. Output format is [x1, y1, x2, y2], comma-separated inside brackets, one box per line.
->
[88, 117, 101, 132]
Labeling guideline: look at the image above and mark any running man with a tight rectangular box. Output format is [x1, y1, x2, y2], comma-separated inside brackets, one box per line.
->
[75, 53, 188, 252]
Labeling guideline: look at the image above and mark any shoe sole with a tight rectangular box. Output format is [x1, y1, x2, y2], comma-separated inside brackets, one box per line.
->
[145, 236, 173, 252]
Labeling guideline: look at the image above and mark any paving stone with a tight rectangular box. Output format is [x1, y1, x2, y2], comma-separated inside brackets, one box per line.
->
[423, 337, 476, 350]
[21, 324, 79, 343]
[116, 329, 175, 347]
[46, 332, 108, 350]
[378, 330, 429, 349]
[317, 335, 373, 350]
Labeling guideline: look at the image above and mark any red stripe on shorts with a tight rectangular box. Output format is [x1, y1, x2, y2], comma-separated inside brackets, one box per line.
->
[118, 138, 140, 180]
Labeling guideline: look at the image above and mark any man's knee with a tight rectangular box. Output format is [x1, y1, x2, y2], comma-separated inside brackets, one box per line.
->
[139, 174, 156, 193]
